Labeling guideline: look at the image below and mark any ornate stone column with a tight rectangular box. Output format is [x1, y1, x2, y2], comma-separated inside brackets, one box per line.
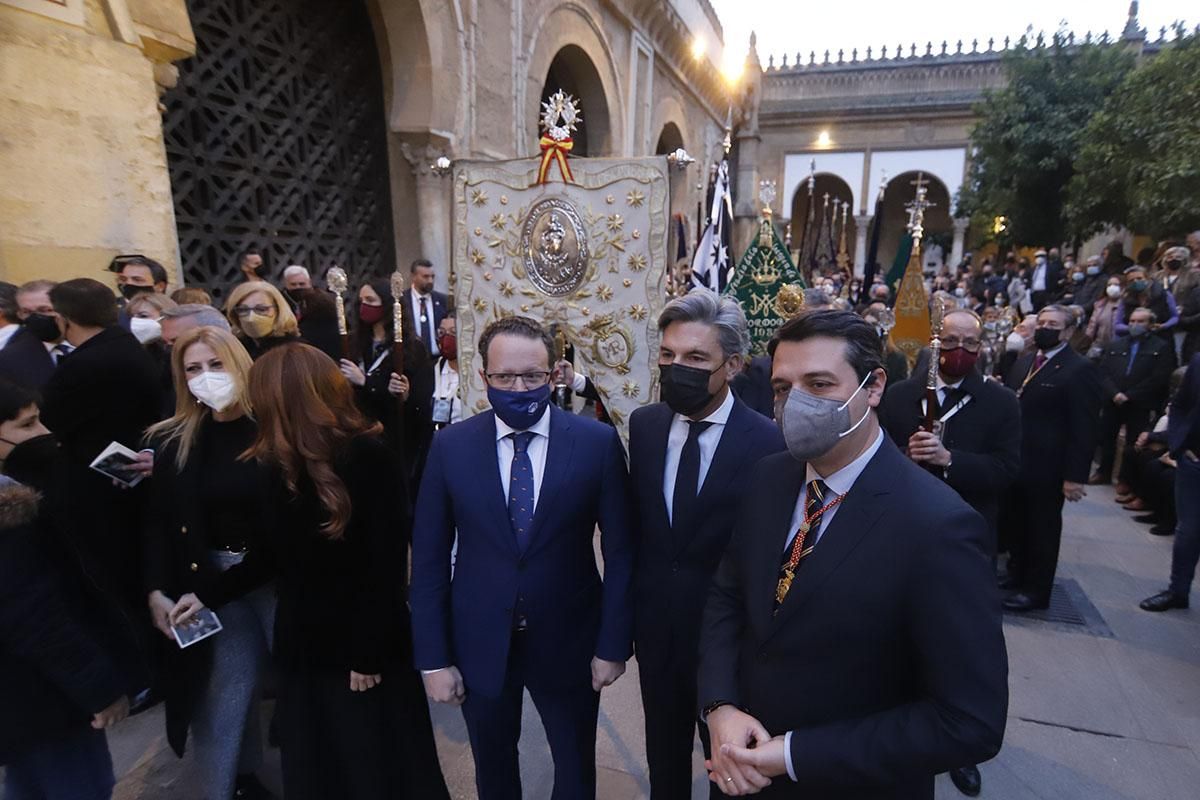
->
[853, 214, 873, 277]
[950, 217, 970, 270]
[400, 138, 453, 293]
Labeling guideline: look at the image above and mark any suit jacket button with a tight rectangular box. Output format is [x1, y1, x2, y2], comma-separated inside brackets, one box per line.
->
[671, 561, 679, 573]
[190, 562, 199, 572]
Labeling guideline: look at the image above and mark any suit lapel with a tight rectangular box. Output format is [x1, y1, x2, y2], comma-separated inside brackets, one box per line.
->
[525, 408, 575, 554]
[750, 456, 806, 629]
[678, 400, 752, 554]
[764, 441, 895, 640]
[475, 412, 521, 557]
[646, 406, 672, 534]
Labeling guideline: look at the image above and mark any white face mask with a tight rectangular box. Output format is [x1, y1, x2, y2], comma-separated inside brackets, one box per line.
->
[130, 316, 162, 344]
[187, 371, 238, 412]
[1006, 332, 1026, 352]
[1106, 284, 1122, 299]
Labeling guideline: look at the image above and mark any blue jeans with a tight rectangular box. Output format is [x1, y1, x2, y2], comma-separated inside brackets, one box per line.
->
[4, 726, 114, 800]
[1169, 454, 1200, 597]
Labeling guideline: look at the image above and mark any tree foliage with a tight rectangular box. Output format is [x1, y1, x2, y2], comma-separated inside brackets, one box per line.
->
[958, 39, 1134, 247]
[1066, 34, 1200, 240]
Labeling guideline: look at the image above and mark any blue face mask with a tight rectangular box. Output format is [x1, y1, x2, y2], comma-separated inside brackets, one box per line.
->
[488, 383, 551, 430]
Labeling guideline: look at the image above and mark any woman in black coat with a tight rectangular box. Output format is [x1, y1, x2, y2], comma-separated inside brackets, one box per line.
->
[337, 278, 435, 499]
[170, 343, 449, 800]
[142, 326, 274, 800]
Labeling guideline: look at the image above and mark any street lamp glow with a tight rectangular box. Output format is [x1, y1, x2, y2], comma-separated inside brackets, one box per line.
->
[816, 130, 832, 147]
[691, 36, 706, 61]
[719, 49, 744, 85]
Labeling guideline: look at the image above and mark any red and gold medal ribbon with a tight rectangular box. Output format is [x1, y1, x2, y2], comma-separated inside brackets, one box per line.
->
[537, 135, 575, 184]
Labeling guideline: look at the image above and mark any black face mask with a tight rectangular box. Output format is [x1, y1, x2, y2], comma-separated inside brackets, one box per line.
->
[1033, 327, 1062, 351]
[660, 363, 721, 417]
[23, 313, 60, 343]
[3, 433, 60, 492]
[120, 284, 154, 301]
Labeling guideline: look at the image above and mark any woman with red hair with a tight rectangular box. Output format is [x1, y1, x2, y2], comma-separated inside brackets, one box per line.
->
[169, 342, 448, 799]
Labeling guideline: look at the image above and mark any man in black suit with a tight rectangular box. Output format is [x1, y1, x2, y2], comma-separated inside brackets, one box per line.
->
[1140, 353, 1200, 611]
[878, 309, 1020, 797]
[629, 291, 784, 799]
[1002, 305, 1103, 612]
[697, 310, 1007, 799]
[40, 278, 164, 608]
[404, 258, 450, 358]
[1029, 249, 1064, 312]
[0, 280, 64, 391]
[1091, 306, 1175, 484]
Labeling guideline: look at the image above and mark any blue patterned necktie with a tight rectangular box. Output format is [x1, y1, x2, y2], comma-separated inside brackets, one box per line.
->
[508, 431, 537, 551]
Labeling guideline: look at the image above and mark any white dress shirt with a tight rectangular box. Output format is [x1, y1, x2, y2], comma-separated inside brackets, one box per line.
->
[783, 428, 885, 780]
[410, 290, 440, 356]
[0, 323, 18, 350]
[662, 389, 734, 524]
[434, 359, 462, 425]
[1032, 261, 1048, 291]
[935, 375, 965, 407]
[495, 405, 551, 509]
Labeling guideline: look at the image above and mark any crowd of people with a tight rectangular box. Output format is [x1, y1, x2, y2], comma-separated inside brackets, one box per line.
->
[0, 232, 1197, 800]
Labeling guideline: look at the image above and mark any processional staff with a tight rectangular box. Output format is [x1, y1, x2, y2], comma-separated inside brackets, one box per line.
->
[326, 266, 352, 360]
[390, 270, 408, 453]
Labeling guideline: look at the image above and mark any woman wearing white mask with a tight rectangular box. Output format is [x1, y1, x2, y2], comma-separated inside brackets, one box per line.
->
[1086, 275, 1125, 356]
[142, 326, 275, 800]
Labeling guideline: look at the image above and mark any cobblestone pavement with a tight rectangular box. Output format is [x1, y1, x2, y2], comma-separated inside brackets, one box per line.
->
[16, 484, 1198, 800]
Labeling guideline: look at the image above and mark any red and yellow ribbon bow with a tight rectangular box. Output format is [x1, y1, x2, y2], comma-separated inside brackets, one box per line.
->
[537, 135, 575, 184]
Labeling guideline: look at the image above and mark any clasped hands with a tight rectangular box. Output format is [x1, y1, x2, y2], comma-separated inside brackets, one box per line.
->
[705, 705, 789, 795]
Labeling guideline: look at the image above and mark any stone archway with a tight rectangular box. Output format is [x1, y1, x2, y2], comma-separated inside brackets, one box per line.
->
[791, 174, 857, 274]
[878, 171, 953, 271]
[654, 122, 684, 155]
[540, 45, 612, 157]
[524, 4, 624, 158]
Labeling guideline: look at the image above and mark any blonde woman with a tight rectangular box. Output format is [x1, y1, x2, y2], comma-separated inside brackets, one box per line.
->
[225, 280, 300, 359]
[142, 326, 274, 800]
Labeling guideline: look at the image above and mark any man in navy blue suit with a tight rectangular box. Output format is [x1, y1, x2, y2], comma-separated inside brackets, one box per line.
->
[697, 311, 1007, 799]
[629, 290, 784, 799]
[411, 315, 635, 800]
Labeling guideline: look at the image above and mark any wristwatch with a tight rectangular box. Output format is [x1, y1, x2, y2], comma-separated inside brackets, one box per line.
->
[942, 454, 953, 481]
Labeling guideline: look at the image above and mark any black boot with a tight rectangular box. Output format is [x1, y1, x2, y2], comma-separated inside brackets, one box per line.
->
[949, 765, 982, 797]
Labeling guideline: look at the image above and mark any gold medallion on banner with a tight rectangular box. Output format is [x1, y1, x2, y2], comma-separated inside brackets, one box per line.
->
[520, 198, 590, 297]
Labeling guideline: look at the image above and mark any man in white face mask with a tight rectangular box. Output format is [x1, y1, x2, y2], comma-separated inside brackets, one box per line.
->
[697, 310, 1007, 799]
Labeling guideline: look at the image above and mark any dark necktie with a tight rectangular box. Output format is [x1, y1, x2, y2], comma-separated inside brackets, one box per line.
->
[508, 432, 536, 552]
[1126, 342, 1139, 376]
[775, 479, 832, 609]
[420, 296, 435, 352]
[52, 343, 73, 364]
[938, 387, 964, 418]
[672, 420, 713, 531]
[1033, 352, 1047, 373]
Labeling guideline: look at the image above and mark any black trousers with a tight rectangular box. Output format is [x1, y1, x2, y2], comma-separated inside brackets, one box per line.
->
[460, 632, 600, 800]
[1011, 481, 1066, 603]
[275, 665, 449, 800]
[1096, 402, 1153, 480]
[638, 649, 716, 800]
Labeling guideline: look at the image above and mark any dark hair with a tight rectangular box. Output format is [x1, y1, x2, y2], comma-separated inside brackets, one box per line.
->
[0, 282, 17, 323]
[767, 309, 884, 381]
[50, 278, 118, 328]
[240, 247, 262, 262]
[120, 256, 168, 286]
[410, 258, 433, 273]
[353, 279, 429, 372]
[478, 316, 555, 372]
[0, 378, 38, 424]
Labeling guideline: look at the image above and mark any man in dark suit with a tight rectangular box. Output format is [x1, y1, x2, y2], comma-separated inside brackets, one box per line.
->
[1002, 305, 1103, 612]
[411, 315, 634, 800]
[1091, 306, 1175, 484]
[1140, 353, 1200, 611]
[404, 258, 450, 358]
[0, 280, 65, 391]
[39, 278, 164, 609]
[629, 291, 784, 799]
[878, 309, 1020, 797]
[697, 310, 1007, 799]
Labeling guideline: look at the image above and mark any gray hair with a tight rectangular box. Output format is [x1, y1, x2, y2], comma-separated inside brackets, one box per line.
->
[657, 289, 750, 358]
[282, 265, 310, 280]
[161, 303, 230, 331]
[1130, 306, 1156, 320]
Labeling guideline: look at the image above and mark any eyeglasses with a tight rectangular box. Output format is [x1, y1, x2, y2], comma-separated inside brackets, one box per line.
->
[940, 336, 982, 352]
[485, 371, 551, 389]
[233, 305, 276, 317]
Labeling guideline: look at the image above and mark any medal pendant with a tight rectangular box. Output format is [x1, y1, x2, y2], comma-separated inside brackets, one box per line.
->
[776, 568, 795, 604]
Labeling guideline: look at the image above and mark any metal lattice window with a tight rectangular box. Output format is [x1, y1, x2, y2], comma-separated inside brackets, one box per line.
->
[163, 0, 396, 302]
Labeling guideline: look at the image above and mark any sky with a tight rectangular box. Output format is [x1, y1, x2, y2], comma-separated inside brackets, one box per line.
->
[706, 0, 1195, 77]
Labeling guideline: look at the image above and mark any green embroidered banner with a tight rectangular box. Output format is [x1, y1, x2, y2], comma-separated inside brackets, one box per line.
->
[723, 218, 807, 356]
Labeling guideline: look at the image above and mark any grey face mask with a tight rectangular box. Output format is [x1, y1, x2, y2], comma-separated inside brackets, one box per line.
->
[775, 373, 873, 463]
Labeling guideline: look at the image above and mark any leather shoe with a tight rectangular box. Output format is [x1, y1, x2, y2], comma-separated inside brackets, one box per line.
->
[1122, 498, 1148, 511]
[1088, 472, 1110, 485]
[1003, 592, 1049, 612]
[1114, 482, 1132, 495]
[1133, 513, 1159, 524]
[1139, 590, 1189, 612]
[1149, 523, 1176, 536]
[949, 765, 982, 797]
[1115, 494, 1135, 504]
